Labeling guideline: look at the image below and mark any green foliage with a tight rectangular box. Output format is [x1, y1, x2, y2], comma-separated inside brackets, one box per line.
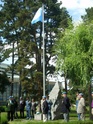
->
[0, 0, 72, 98]
[0, 38, 3, 62]
[0, 104, 91, 124]
[54, 23, 93, 87]
[0, 72, 10, 94]
[0, 109, 92, 124]
[0, 106, 7, 112]
[1, 112, 8, 124]
[82, 7, 93, 22]
[33, 71, 43, 99]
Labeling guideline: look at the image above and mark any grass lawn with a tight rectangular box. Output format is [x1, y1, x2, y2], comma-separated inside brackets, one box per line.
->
[8, 119, 93, 124]
[1, 109, 93, 124]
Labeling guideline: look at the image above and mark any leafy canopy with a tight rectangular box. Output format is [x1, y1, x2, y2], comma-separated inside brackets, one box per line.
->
[54, 23, 93, 86]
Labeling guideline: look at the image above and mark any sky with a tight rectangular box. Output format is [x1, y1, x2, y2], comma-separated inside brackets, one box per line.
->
[1, 0, 93, 65]
[59, 0, 93, 23]
[1, 0, 93, 22]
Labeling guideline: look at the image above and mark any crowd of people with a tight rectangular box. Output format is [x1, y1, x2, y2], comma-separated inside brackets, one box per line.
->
[60, 91, 86, 122]
[6, 95, 52, 122]
[6, 91, 93, 122]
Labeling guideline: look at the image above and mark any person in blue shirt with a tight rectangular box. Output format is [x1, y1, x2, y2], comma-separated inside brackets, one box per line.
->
[25, 97, 31, 120]
[46, 95, 52, 120]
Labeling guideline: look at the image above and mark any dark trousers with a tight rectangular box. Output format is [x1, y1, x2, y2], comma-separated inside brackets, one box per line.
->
[7, 111, 14, 121]
[48, 110, 51, 120]
[20, 109, 24, 118]
[14, 108, 18, 119]
[31, 110, 35, 119]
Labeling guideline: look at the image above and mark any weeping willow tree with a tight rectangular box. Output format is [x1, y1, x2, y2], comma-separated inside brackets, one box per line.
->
[54, 23, 93, 88]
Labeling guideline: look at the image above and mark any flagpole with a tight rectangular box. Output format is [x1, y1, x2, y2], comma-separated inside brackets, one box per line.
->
[42, 3, 45, 96]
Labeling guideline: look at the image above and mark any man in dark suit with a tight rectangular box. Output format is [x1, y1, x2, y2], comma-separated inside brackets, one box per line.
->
[42, 96, 49, 122]
[61, 92, 70, 122]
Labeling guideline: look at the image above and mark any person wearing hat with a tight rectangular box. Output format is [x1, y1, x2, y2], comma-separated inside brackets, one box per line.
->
[6, 96, 14, 121]
[77, 93, 85, 121]
[42, 96, 49, 122]
[61, 92, 70, 122]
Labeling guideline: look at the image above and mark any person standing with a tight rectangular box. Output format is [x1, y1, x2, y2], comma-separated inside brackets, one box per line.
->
[41, 97, 44, 120]
[76, 92, 79, 110]
[31, 99, 36, 119]
[12, 96, 18, 119]
[76, 92, 80, 120]
[6, 96, 14, 121]
[77, 93, 85, 121]
[42, 96, 49, 122]
[61, 92, 70, 122]
[46, 95, 52, 120]
[19, 97, 25, 118]
[25, 97, 31, 120]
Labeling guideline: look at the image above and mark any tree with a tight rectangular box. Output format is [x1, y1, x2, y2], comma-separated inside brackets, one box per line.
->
[0, 0, 40, 97]
[82, 7, 93, 22]
[0, 72, 10, 94]
[54, 22, 93, 120]
[44, 0, 72, 75]
[81, 7, 93, 120]
[54, 23, 93, 87]
[0, 37, 4, 62]
[0, 0, 72, 98]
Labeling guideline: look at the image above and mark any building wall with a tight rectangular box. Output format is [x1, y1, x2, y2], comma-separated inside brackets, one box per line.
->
[0, 63, 20, 101]
[0, 82, 19, 101]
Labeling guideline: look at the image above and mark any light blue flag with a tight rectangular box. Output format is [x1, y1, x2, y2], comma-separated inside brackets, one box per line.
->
[31, 7, 42, 24]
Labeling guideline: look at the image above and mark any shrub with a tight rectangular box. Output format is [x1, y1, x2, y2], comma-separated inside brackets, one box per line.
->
[1, 112, 8, 124]
[0, 106, 6, 112]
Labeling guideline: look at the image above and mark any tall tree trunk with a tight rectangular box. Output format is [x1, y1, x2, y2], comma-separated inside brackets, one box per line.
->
[11, 42, 14, 96]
